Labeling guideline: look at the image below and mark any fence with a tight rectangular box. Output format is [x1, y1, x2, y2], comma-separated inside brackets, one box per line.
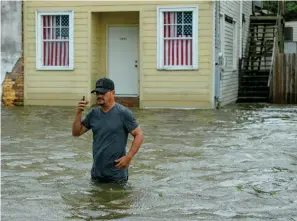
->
[270, 53, 297, 104]
[284, 42, 297, 54]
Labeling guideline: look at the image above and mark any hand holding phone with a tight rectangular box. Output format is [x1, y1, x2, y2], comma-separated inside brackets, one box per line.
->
[77, 96, 88, 112]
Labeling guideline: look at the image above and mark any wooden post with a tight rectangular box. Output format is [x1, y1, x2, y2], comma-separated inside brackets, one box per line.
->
[271, 51, 276, 103]
[277, 1, 285, 53]
[282, 53, 285, 103]
[285, 54, 289, 103]
[289, 54, 295, 104]
[269, 59, 274, 102]
[274, 53, 281, 104]
[278, 53, 281, 104]
[293, 54, 295, 103]
[288, 54, 290, 103]
[282, 53, 286, 104]
[271, 53, 297, 104]
[294, 54, 297, 104]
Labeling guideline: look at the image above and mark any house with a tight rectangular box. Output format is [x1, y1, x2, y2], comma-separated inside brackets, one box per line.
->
[284, 20, 297, 54]
[21, 1, 253, 109]
[214, 1, 252, 107]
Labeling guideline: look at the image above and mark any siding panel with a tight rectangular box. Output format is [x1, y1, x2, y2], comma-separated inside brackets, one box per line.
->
[27, 81, 88, 88]
[143, 101, 211, 108]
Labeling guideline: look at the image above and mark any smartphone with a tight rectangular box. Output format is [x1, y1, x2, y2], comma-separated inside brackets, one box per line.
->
[81, 96, 86, 111]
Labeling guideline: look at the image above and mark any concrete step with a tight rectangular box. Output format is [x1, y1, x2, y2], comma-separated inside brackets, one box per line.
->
[239, 85, 269, 90]
[115, 97, 139, 108]
[237, 96, 269, 103]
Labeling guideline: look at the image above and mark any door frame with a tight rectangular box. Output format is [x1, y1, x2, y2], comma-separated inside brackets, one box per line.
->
[106, 24, 140, 97]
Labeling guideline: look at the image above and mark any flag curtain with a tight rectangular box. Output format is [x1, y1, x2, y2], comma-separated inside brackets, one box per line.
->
[163, 11, 193, 67]
[42, 15, 69, 66]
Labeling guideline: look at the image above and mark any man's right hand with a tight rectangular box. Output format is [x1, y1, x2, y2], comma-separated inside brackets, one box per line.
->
[73, 100, 90, 136]
[77, 100, 89, 112]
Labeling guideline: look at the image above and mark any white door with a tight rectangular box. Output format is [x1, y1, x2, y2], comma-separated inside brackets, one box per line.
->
[108, 26, 139, 96]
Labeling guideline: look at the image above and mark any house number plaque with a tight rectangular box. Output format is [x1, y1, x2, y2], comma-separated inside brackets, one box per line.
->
[120, 37, 127, 40]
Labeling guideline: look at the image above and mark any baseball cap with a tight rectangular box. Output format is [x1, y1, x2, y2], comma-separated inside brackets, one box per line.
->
[91, 78, 115, 93]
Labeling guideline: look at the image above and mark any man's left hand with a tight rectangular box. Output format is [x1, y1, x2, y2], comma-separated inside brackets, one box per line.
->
[115, 156, 132, 170]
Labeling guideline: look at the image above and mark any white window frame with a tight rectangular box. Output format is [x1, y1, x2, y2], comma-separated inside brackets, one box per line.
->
[36, 10, 74, 70]
[157, 6, 199, 70]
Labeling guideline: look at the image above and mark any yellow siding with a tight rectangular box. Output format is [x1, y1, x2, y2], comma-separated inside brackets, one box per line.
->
[140, 2, 213, 108]
[24, 1, 214, 108]
[24, 1, 90, 105]
[91, 12, 100, 105]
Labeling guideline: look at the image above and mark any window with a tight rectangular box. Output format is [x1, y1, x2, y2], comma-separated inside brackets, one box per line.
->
[284, 27, 293, 41]
[157, 6, 198, 70]
[36, 10, 74, 70]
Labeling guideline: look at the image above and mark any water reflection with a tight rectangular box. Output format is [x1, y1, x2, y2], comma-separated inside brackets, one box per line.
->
[61, 180, 134, 220]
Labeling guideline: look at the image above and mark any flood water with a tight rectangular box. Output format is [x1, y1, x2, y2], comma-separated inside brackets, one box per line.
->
[1, 103, 297, 221]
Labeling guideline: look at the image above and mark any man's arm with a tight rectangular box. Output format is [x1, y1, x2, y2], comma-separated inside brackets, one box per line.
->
[115, 108, 144, 170]
[72, 100, 90, 137]
[126, 126, 144, 159]
[72, 111, 89, 136]
[115, 126, 144, 170]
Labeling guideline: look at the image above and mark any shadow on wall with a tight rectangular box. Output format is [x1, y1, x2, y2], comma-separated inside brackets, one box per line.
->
[1, 57, 24, 106]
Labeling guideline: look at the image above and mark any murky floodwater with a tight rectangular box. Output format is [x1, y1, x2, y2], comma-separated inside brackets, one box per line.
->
[1, 103, 297, 221]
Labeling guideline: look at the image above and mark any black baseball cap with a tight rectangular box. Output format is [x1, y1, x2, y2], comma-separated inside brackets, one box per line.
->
[91, 78, 115, 93]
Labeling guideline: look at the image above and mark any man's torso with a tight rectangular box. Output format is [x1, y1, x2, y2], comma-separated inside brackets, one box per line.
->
[86, 103, 130, 180]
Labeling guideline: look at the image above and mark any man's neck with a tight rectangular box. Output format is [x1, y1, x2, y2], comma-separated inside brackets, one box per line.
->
[101, 101, 116, 112]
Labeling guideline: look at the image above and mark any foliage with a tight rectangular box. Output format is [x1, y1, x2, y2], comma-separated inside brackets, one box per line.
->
[262, 1, 297, 21]
[285, 1, 297, 20]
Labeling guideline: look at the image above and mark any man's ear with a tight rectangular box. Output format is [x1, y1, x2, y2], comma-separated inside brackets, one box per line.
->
[111, 90, 115, 95]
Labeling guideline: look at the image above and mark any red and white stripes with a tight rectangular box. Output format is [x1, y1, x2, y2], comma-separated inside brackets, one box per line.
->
[43, 15, 69, 66]
[163, 12, 193, 67]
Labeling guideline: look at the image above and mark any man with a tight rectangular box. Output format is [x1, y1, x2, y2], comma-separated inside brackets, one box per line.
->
[72, 77, 144, 183]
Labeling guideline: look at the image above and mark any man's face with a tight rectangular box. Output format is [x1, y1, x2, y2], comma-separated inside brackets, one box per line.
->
[96, 90, 115, 106]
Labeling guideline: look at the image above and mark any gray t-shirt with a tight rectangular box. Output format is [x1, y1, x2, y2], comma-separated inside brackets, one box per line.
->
[82, 103, 139, 180]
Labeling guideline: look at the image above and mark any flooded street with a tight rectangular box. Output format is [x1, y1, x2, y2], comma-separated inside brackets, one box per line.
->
[1, 103, 297, 221]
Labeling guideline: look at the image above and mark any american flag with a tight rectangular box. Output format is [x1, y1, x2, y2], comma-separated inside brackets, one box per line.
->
[43, 15, 69, 66]
[163, 11, 193, 67]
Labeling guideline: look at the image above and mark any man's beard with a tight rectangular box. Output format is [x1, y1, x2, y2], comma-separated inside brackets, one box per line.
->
[97, 98, 105, 106]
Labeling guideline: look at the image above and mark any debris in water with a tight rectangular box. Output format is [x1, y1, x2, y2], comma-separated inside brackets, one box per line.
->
[236, 185, 244, 191]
